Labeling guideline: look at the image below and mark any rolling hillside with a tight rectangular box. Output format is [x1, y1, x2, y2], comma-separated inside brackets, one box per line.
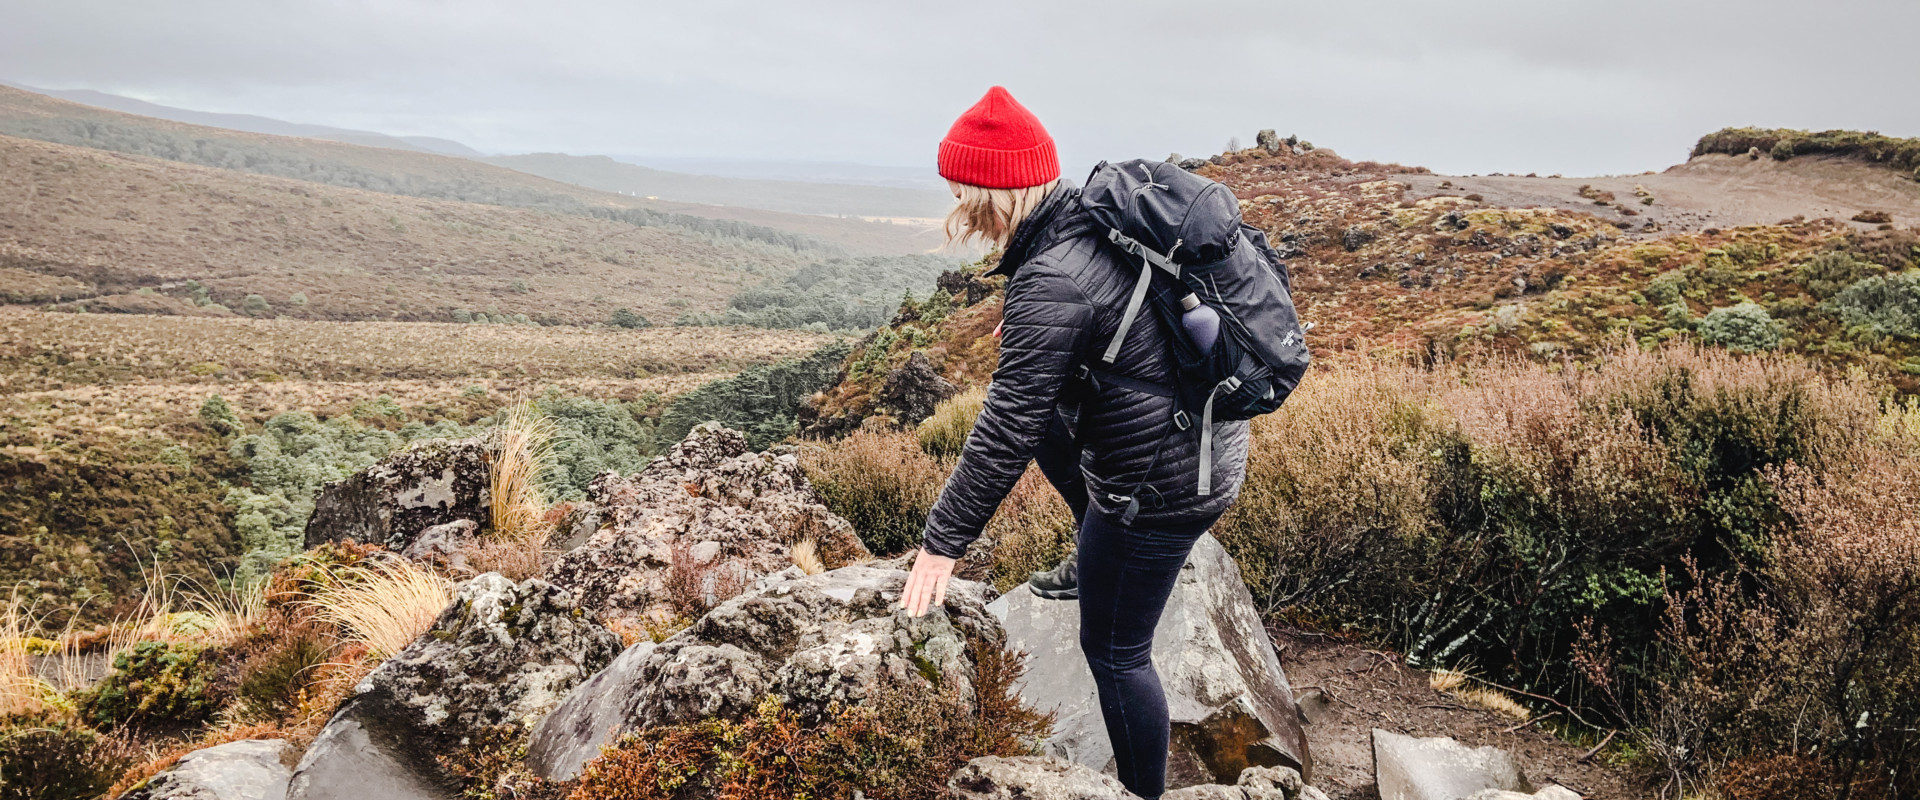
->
[0, 83, 939, 255]
[485, 152, 953, 219]
[0, 134, 798, 324]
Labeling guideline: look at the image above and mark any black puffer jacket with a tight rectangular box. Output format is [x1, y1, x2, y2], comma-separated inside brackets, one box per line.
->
[920, 181, 1250, 559]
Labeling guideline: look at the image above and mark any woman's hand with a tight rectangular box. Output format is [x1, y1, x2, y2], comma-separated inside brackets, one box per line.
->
[900, 548, 957, 617]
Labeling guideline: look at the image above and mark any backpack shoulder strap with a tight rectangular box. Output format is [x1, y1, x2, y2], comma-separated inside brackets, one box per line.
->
[1101, 228, 1183, 365]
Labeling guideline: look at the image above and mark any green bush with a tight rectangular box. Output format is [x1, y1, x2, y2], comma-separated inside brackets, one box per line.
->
[607, 307, 651, 329]
[511, 393, 661, 498]
[198, 394, 242, 436]
[1797, 251, 1884, 298]
[1644, 270, 1688, 306]
[82, 641, 226, 730]
[1827, 271, 1920, 342]
[803, 429, 944, 556]
[696, 255, 959, 331]
[1697, 302, 1783, 352]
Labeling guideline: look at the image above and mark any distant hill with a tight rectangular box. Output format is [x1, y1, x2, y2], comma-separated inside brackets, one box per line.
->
[487, 152, 954, 219]
[0, 83, 938, 255]
[0, 134, 808, 325]
[1, 81, 482, 156]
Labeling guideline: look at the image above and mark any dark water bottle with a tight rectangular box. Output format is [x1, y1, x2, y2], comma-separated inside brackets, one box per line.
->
[1180, 293, 1220, 355]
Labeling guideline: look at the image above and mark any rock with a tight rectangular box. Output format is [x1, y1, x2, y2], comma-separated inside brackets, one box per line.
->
[288, 574, 619, 798]
[526, 564, 1000, 781]
[398, 519, 480, 574]
[1467, 788, 1582, 800]
[524, 640, 657, 780]
[936, 269, 998, 306]
[947, 755, 1137, 800]
[873, 350, 957, 425]
[1256, 130, 1283, 155]
[303, 435, 491, 551]
[989, 533, 1311, 789]
[1180, 157, 1210, 171]
[119, 739, 294, 800]
[1372, 730, 1529, 800]
[1342, 225, 1377, 252]
[1164, 765, 1308, 799]
[542, 423, 870, 625]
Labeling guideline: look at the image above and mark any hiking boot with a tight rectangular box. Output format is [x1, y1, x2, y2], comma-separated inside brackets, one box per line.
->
[1028, 552, 1078, 600]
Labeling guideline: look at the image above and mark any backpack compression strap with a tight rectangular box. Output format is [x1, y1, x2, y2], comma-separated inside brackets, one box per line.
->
[1102, 229, 1182, 364]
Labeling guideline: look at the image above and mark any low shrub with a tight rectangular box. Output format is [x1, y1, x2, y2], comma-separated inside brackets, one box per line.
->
[802, 429, 946, 556]
[81, 641, 226, 730]
[0, 721, 135, 800]
[1696, 302, 1782, 352]
[1827, 271, 1920, 342]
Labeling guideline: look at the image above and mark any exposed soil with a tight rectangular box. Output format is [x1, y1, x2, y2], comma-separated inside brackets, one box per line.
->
[1277, 630, 1643, 800]
[1403, 153, 1920, 236]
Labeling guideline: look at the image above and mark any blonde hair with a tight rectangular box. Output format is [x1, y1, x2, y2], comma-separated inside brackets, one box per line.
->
[943, 178, 1061, 249]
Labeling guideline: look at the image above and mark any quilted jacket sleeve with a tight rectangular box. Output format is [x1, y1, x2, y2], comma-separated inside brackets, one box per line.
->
[920, 260, 1094, 559]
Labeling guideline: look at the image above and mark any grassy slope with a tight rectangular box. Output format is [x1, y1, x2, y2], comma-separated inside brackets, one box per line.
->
[0, 134, 805, 324]
[0, 84, 935, 256]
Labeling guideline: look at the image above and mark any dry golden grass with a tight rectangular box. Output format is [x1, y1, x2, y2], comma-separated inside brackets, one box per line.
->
[1430, 668, 1532, 721]
[301, 559, 452, 659]
[0, 593, 59, 717]
[916, 384, 986, 459]
[0, 306, 833, 392]
[790, 537, 825, 576]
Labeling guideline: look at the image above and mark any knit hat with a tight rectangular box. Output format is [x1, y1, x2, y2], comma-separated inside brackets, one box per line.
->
[938, 86, 1059, 189]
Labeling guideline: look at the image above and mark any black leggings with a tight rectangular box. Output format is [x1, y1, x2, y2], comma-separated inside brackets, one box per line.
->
[1075, 508, 1209, 799]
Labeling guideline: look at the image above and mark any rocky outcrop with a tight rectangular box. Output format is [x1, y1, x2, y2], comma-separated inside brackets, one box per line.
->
[1165, 766, 1328, 800]
[946, 755, 1136, 799]
[988, 533, 1311, 789]
[526, 564, 999, 780]
[542, 423, 869, 625]
[398, 519, 480, 574]
[1371, 730, 1529, 800]
[287, 574, 618, 799]
[119, 739, 294, 800]
[872, 350, 957, 425]
[302, 435, 491, 551]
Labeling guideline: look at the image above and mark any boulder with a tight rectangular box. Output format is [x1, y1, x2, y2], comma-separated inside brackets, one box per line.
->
[542, 423, 869, 626]
[288, 574, 619, 799]
[1256, 130, 1284, 155]
[1467, 788, 1581, 800]
[525, 564, 1000, 780]
[873, 350, 957, 425]
[398, 519, 480, 574]
[119, 739, 294, 800]
[1164, 765, 1324, 800]
[1372, 730, 1529, 800]
[947, 755, 1136, 799]
[303, 435, 491, 551]
[988, 533, 1311, 789]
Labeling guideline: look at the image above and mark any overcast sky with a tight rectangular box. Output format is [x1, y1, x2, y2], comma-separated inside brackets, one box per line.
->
[3, 0, 1917, 178]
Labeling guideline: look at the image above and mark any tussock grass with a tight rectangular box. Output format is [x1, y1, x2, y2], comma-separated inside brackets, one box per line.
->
[1430, 669, 1531, 721]
[790, 537, 825, 576]
[301, 559, 452, 659]
[916, 385, 987, 459]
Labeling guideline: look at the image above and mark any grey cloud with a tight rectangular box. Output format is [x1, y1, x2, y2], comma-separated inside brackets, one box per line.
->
[1, 0, 1915, 176]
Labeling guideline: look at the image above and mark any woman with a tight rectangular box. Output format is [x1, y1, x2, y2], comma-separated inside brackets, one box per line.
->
[899, 86, 1251, 800]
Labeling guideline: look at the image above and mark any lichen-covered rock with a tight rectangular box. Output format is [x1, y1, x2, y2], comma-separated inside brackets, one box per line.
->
[525, 564, 999, 781]
[398, 519, 480, 574]
[1164, 765, 1312, 800]
[119, 739, 294, 800]
[989, 533, 1311, 789]
[872, 350, 957, 425]
[542, 423, 869, 625]
[302, 435, 491, 551]
[946, 755, 1136, 799]
[1256, 130, 1284, 155]
[288, 574, 618, 799]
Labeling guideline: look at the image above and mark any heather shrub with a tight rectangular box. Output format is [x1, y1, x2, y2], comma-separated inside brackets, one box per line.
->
[917, 384, 986, 459]
[1799, 250, 1885, 298]
[802, 429, 945, 555]
[976, 466, 1077, 591]
[1696, 302, 1782, 352]
[0, 721, 133, 800]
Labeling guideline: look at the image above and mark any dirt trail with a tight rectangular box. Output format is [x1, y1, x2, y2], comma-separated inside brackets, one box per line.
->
[1402, 153, 1920, 236]
[1277, 630, 1641, 800]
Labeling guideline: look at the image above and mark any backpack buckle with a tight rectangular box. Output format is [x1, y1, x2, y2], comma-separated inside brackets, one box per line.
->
[1172, 410, 1191, 431]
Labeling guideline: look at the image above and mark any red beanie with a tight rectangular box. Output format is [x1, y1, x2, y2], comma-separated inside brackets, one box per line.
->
[938, 86, 1059, 189]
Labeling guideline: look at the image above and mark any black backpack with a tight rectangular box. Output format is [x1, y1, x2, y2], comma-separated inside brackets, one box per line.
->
[1078, 159, 1310, 496]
